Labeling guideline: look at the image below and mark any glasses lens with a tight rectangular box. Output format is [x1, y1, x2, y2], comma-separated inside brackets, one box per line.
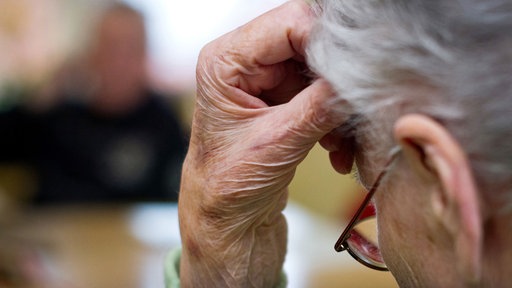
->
[346, 217, 387, 270]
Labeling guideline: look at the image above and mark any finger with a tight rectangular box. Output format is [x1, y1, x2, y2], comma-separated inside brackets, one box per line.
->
[328, 140, 355, 174]
[233, 0, 314, 66]
[259, 60, 311, 106]
[275, 79, 351, 146]
[319, 128, 356, 174]
[319, 129, 342, 152]
[205, 0, 316, 97]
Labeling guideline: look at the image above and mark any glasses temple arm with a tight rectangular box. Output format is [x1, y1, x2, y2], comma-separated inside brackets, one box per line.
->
[334, 147, 401, 252]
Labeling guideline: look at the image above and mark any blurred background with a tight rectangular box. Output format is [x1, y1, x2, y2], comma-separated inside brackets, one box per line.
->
[0, 0, 397, 287]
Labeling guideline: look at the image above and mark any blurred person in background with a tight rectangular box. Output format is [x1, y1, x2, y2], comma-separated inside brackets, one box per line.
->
[0, 3, 188, 204]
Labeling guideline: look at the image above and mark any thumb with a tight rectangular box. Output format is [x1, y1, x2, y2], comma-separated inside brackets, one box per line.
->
[278, 79, 350, 145]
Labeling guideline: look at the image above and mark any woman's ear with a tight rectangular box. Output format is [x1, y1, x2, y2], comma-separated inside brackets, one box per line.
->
[393, 114, 483, 284]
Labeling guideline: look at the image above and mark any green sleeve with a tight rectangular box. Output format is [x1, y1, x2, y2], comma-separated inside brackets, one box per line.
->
[164, 247, 287, 288]
[164, 247, 182, 288]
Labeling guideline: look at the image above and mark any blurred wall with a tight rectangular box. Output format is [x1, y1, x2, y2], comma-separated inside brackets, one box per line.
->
[290, 144, 361, 220]
[0, 0, 108, 92]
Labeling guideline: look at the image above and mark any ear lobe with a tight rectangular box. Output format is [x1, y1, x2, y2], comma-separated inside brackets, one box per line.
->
[394, 114, 483, 284]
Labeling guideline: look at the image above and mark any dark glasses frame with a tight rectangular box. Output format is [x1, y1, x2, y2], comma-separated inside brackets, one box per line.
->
[334, 147, 401, 271]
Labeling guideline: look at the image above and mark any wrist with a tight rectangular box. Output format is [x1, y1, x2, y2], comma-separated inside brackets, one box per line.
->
[179, 214, 287, 287]
[178, 163, 288, 286]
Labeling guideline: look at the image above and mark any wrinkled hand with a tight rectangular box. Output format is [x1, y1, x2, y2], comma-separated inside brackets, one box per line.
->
[179, 1, 350, 287]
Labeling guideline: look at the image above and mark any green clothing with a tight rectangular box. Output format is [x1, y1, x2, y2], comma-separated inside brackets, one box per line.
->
[165, 247, 287, 287]
[164, 248, 182, 288]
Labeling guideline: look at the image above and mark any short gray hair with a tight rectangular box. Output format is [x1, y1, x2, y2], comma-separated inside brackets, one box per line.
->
[307, 0, 512, 212]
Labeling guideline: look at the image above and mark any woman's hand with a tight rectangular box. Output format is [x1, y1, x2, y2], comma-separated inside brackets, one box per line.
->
[179, 1, 350, 287]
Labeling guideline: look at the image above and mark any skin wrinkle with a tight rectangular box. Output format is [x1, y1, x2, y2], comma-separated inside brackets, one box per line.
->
[179, 0, 512, 286]
[221, 54, 260, 94]
[193, 108, 256, 168]
[241, 127, 314, 163]
[240, 61, 286, 95]
[221, 37, 293, 99]
[199, 160, 291, 214]
[205, 251, 234, 287]
[182, 144, 288, 283]
[187, 214, 276, 287]
[249, 218, 286, 287]
[201, 179, 291, 230]
[179, 1, 346, 286]
[198, 58, 324, 172]
[199, 176, 291, 240]
[195, 203, 286, 287]
[219, 5, 312, 104]
[180, 209, 228, 287]
[210, 138, 299, 173]
[203, 51, 267, 110]
[289, 2, 315, 58]
[260, 61, 311, 106]
[197, 84, 269, 126]
[199, 80, 257, 115]
[396, 252, 421, 288]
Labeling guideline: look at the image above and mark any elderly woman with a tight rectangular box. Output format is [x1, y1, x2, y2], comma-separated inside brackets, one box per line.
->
[170, 0, 512, 287]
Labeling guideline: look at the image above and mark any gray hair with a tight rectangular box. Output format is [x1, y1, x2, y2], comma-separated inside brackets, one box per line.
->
[307, 0, 512, 212]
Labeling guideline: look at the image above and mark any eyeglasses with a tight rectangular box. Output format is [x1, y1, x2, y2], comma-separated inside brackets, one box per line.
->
[334, 148, 401, 271]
